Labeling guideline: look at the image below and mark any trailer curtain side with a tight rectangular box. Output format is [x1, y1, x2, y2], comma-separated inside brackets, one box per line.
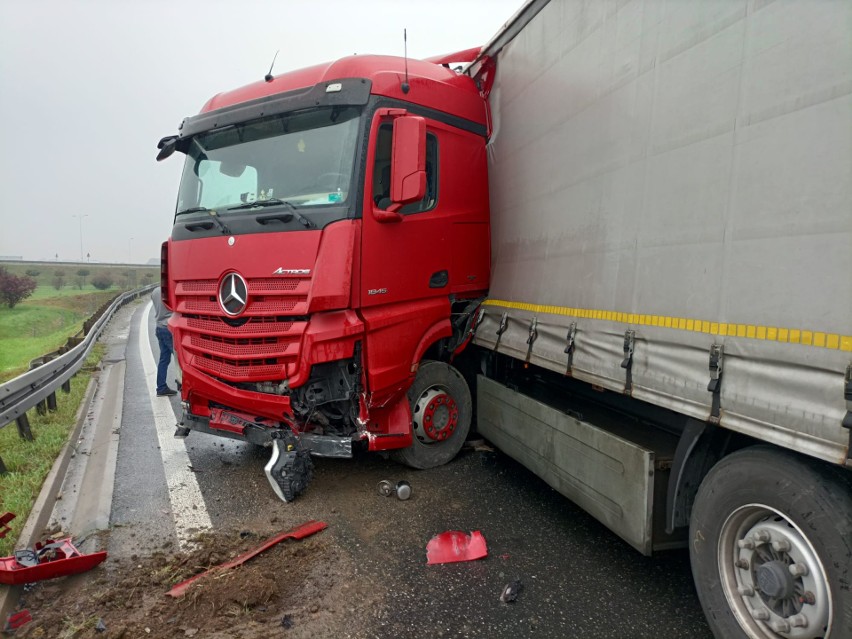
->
[476, 0, 852, 464]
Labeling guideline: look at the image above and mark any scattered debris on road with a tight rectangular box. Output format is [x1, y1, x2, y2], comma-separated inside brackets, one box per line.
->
[463, 438, 495, 453]
[377, 479, 412, 500]
[426, 530, 488, 565]
[500, 579, 523, 603]
[12, 524, 370, 639]
[167, 520, 327, 597]
[0, 516, 107, 586]
[377, 479, 394, 497]
[4, 609, 32, 632]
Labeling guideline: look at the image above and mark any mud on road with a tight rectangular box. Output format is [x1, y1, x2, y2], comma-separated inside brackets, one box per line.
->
[16, 528, 376, 639]
[11, 444, 713, 639]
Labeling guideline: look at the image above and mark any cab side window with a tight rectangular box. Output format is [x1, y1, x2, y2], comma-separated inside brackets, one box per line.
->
[372, 123, 438, 214]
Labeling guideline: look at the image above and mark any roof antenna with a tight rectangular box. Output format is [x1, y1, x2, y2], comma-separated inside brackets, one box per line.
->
[401, 29, 410, 94]
[264, 50, 280, 83]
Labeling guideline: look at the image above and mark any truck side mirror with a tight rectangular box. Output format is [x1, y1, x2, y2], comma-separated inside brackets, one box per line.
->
[371, 113, 427, 224]
[390, 116, 426, 206]
[156, 135, 179, 162]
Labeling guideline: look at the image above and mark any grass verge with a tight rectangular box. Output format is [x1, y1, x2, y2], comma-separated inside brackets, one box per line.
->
[0, 288, 115, 382]
[0, 344, 104, 556]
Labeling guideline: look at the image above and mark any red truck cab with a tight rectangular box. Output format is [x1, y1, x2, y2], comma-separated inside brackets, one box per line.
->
[157, 52, 490, 501]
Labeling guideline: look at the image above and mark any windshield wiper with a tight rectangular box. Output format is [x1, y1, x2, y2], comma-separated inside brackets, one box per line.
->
[227, 198, 294, 211]
[176, 206, 231, 234]
[176, 206, 211, 216]
[230, 199, 315, 229]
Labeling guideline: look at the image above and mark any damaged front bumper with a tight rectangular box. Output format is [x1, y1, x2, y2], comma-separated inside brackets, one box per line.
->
[178, 405, 356, 504]
[179, 405, 355, 458]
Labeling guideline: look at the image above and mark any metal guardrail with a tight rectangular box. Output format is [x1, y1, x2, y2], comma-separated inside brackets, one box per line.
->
[0, 285, 156, 431]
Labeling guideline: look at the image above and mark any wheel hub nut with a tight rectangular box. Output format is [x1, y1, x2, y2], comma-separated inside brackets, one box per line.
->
[788, 614, 808, 628]
[770, 620, 791, 633]
[751, 608, 770, 621]
[788, 563, 808, 577]
[772, 539, 791, 552]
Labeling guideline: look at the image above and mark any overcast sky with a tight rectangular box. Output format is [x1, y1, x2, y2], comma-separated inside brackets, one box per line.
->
[0, 0, 521, 265]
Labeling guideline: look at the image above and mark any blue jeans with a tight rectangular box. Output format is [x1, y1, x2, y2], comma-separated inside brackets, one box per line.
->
[155, 326, 174, 393]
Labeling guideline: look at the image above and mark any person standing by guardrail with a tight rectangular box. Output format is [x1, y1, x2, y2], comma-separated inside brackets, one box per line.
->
[151, 287, 177, 397]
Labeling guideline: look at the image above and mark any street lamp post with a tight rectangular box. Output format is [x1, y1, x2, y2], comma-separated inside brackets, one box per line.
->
[72, 214, 89, 262]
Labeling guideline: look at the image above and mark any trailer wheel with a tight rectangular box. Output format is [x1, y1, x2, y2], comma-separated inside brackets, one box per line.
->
[690, 446, 852, 639]
[391, 360, 471, 470]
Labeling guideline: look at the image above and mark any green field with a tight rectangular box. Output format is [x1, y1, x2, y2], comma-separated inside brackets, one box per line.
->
[0, 288, 116, 381]
[0, 262, 157, 382]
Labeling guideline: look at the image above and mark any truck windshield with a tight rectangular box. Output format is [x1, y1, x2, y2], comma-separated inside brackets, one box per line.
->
[176, 106, 360, 216]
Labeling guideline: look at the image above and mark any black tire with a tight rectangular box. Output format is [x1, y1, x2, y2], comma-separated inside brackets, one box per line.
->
[391, 360, 472, 470]
[690, 445, 852, 639]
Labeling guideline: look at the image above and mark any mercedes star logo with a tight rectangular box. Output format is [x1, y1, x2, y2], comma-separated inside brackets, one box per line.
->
[218, 272, 248, 316]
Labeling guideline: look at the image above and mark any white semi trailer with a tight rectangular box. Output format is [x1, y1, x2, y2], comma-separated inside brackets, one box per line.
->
[468, 1, 851, 637]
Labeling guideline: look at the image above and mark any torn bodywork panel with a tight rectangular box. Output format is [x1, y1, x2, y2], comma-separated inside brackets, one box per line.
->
[0, 534, 107, 586]
[426, 530, 488, 565]
[167, 520, 327, 598]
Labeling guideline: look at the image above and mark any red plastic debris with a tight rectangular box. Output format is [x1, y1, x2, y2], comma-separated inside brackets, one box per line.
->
[0, 537, 107, 586]
[426, 530, 488, 565]
[5, 609, 32, 631]
[167, 520, 327, 598]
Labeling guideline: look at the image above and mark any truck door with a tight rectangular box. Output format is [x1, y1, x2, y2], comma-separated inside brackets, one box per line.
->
[359, 112, 452, 396]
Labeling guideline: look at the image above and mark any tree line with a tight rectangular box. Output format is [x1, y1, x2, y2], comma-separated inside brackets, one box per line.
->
[0, 267, 153, 308]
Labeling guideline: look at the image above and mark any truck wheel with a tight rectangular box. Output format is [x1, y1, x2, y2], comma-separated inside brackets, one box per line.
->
[690, 446, 852, 639]
[391, 360, 472, 470]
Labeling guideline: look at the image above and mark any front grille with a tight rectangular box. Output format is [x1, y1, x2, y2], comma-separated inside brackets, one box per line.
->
[194, 354, 283, 380]
[190, 334, 294, 358]
[182, 295, 307, 315]
[184, 299, 222, 313]
[187, 316, 294, 335]
[179, 280, 217, 293]
[250, 278, 301, 291]
[176, 275, 310, 382]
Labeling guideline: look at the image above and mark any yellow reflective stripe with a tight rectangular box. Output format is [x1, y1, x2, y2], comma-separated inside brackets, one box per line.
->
[482, 299, 852, 352]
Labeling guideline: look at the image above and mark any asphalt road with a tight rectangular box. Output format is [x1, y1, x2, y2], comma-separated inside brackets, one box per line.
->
[84, 301, 713, 638]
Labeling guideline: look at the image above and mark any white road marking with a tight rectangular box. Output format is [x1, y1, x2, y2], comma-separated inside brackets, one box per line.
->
[140, 302, 212, 547]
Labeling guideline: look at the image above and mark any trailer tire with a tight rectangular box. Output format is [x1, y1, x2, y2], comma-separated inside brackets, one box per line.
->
[391, 360, 471, 470]
[689, 446, 852, 639]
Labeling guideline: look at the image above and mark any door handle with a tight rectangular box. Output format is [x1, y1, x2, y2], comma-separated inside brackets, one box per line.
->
[429, 270, 448, 288]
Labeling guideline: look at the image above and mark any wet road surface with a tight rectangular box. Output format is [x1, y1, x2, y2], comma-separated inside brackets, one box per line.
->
[104, 301, 714, 638]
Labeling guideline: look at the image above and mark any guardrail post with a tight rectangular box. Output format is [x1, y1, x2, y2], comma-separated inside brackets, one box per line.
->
[46, 392, 57, 412]
[36, 399, 47, 415]
[0, 455, 7, 475]
[16, 414, 34, 441]
[61, 380, 71, 393]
